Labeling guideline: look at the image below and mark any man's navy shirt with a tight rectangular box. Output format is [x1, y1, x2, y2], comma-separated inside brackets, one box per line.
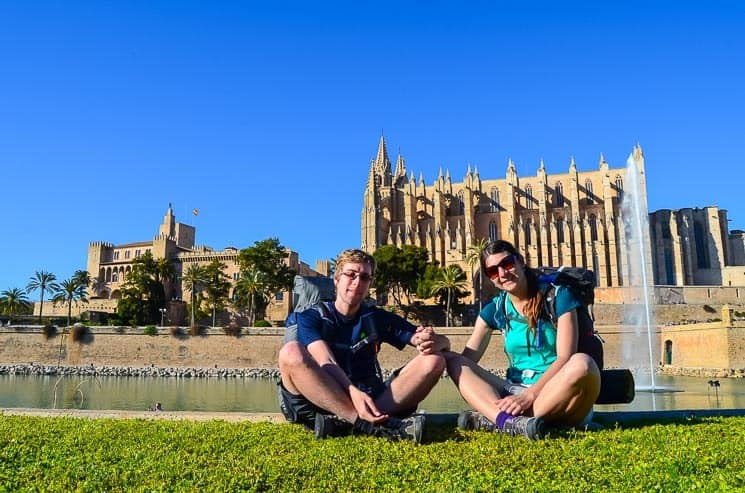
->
[297, 301, 416, 382]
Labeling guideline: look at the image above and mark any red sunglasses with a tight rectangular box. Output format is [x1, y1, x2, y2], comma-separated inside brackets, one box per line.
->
[485, 255, 517, 279]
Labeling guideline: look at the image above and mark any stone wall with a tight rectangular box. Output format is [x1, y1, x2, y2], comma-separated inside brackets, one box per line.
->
[2, 317, 744, 372]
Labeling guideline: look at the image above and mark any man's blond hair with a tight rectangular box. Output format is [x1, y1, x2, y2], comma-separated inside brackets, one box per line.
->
[334, 249, 376, 279]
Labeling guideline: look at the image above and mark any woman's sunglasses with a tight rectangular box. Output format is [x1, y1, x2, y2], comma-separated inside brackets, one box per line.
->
[485, 255, 517, 280]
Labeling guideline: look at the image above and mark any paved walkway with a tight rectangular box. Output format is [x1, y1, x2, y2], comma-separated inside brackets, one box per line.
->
[4, 408, 745, 425]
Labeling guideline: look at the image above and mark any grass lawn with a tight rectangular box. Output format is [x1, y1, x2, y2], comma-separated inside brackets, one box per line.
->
[1, 415, 744, 492]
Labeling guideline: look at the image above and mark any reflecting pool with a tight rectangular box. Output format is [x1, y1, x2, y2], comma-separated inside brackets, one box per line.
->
[1, 374, 744, 414]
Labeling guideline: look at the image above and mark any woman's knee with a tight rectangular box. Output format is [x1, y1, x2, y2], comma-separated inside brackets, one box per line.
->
[564, 353, 601, 385]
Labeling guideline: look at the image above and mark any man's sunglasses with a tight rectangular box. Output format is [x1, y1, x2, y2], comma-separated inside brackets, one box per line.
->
[484, 255, 517, 279]
[340, 270, 373, 283]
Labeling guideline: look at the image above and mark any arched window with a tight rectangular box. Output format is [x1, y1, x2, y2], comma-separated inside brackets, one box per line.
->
[615, 175, 624, 200]
[524, 221, 532, 245]
[525, 186, 533, 209]
[113, 251, 120, 260]
[489, 221, 497, 241]
[585, 180, 594, 204]
[490, 187, 499, 212]
[589, 214, 598, 242]
[457, 191, 465, 215]
[554, 182, 564, 207]
[112, 272, 119, 283]
[556, 218, 565, 243]
[105, 268, 112, 282]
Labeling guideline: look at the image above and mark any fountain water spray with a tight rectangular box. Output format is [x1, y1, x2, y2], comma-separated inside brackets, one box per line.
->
[621, 149, 659, 391]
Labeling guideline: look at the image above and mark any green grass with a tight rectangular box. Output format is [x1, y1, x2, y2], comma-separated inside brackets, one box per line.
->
[1, 416, 744, 492]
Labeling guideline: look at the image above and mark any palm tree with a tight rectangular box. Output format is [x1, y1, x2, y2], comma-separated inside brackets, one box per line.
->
[182, 264, 208, 327]
[26, 270, 59, 324]
[430, 265, 468, 327]
[203, 260, 230, 327]
[466, 238, 490, 310]
[234, 268, 269, 326]
[52, 278, 89, 327]
[0, 287, 32, 324]
[72, 270, 92, 296]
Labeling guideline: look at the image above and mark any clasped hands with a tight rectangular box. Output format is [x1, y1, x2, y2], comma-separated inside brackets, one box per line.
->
[411, 326, 450, 354]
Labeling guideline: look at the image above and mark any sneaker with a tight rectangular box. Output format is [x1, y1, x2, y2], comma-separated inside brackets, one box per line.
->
[353, 414, 425, 444]
[314, 414, 354, 439]
[457, 410, 496, 432]
[498, 414, 546, 440]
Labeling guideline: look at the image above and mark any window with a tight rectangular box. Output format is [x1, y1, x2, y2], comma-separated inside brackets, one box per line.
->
[589, 214, 598, 242]
[585, 180, 594, 204]
[490, 187, 499, 212]
[525, 186, 533, 209]
[694, 222, 709, 268]
[124, 250, 131, 259]
[489, 221, 497, 241]
[112, 272, 119, 283]
[554, 182, 564, 207]
[113, 251, 120, 260]
[615, 175, 624, 200]
[457, 191, 465, 215]
[556, 219, 565, 243]
[135, 249, 141, 258]
[524, 221, 532, 245]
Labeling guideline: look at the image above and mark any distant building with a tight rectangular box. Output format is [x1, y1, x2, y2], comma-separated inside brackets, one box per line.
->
[361, 135, 744, 295]
[80, 205, 320, 325]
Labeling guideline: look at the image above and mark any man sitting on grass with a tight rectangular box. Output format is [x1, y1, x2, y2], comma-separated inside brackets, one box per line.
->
[278, 248, 450, 443]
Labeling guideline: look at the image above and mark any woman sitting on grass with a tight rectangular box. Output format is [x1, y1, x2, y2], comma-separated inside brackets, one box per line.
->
[446, 240, 600, 439]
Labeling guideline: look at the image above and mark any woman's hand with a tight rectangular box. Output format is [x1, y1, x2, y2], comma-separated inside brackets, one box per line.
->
[497, 391, 537, 416]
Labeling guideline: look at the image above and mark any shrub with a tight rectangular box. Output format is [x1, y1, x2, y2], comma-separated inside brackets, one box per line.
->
[70, 324, 89, 342]
[144, 325, 157, 336]
[254, 319, 272, 328]
[223, 323, 241, 337]
[42, 325, 57, 340]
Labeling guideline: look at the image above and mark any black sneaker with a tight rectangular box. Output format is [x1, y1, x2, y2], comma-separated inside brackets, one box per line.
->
[353, 415, 425, 444]
[314, 414, 354, 439]
[457, 410, 496, 432]
[498, 414, 546, 440]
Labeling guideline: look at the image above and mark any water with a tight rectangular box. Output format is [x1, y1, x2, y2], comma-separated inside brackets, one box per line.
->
[2, 374, 744, 413]
[621, 149, 659, 391]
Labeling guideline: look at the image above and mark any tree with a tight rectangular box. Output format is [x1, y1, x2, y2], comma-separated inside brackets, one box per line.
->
[234, 268, 269, 326]
[117, 252, 173, 326]
[373, 244, 429, 309]
[0, 287, 32, 324]
[182, 264, 208, 327]
[203, 260, 231, 327]
[52, 277, 89, 327]
[236, 238, 295, 321]
[466, 238, 490, 309]
[26, 270, 59, 323]
[430, 264, 468, 327]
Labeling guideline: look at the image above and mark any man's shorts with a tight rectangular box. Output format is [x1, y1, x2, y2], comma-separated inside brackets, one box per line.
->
[277, 372, 401, 429]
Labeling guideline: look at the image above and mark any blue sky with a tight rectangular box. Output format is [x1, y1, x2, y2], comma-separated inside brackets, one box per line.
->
[2, 1, 744, 299]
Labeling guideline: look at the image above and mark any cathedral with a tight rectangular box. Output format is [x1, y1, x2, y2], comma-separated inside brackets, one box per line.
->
[361, 136, 745, 290]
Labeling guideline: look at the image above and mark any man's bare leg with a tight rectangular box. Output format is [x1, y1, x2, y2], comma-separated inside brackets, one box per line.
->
[278, 341, 357, 423]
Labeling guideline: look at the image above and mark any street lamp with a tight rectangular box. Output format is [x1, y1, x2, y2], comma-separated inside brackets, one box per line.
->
[159, 308, 167, 327]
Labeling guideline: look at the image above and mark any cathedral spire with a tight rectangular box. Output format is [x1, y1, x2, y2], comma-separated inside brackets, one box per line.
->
[374, 134, 392, 174]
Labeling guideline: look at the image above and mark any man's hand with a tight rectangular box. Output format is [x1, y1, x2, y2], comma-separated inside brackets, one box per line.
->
[349, 386, 388, 423]
[412, 326, 451, 354]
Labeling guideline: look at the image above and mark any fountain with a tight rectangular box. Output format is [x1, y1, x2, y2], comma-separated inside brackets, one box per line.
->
[620, 147, 676, 399]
